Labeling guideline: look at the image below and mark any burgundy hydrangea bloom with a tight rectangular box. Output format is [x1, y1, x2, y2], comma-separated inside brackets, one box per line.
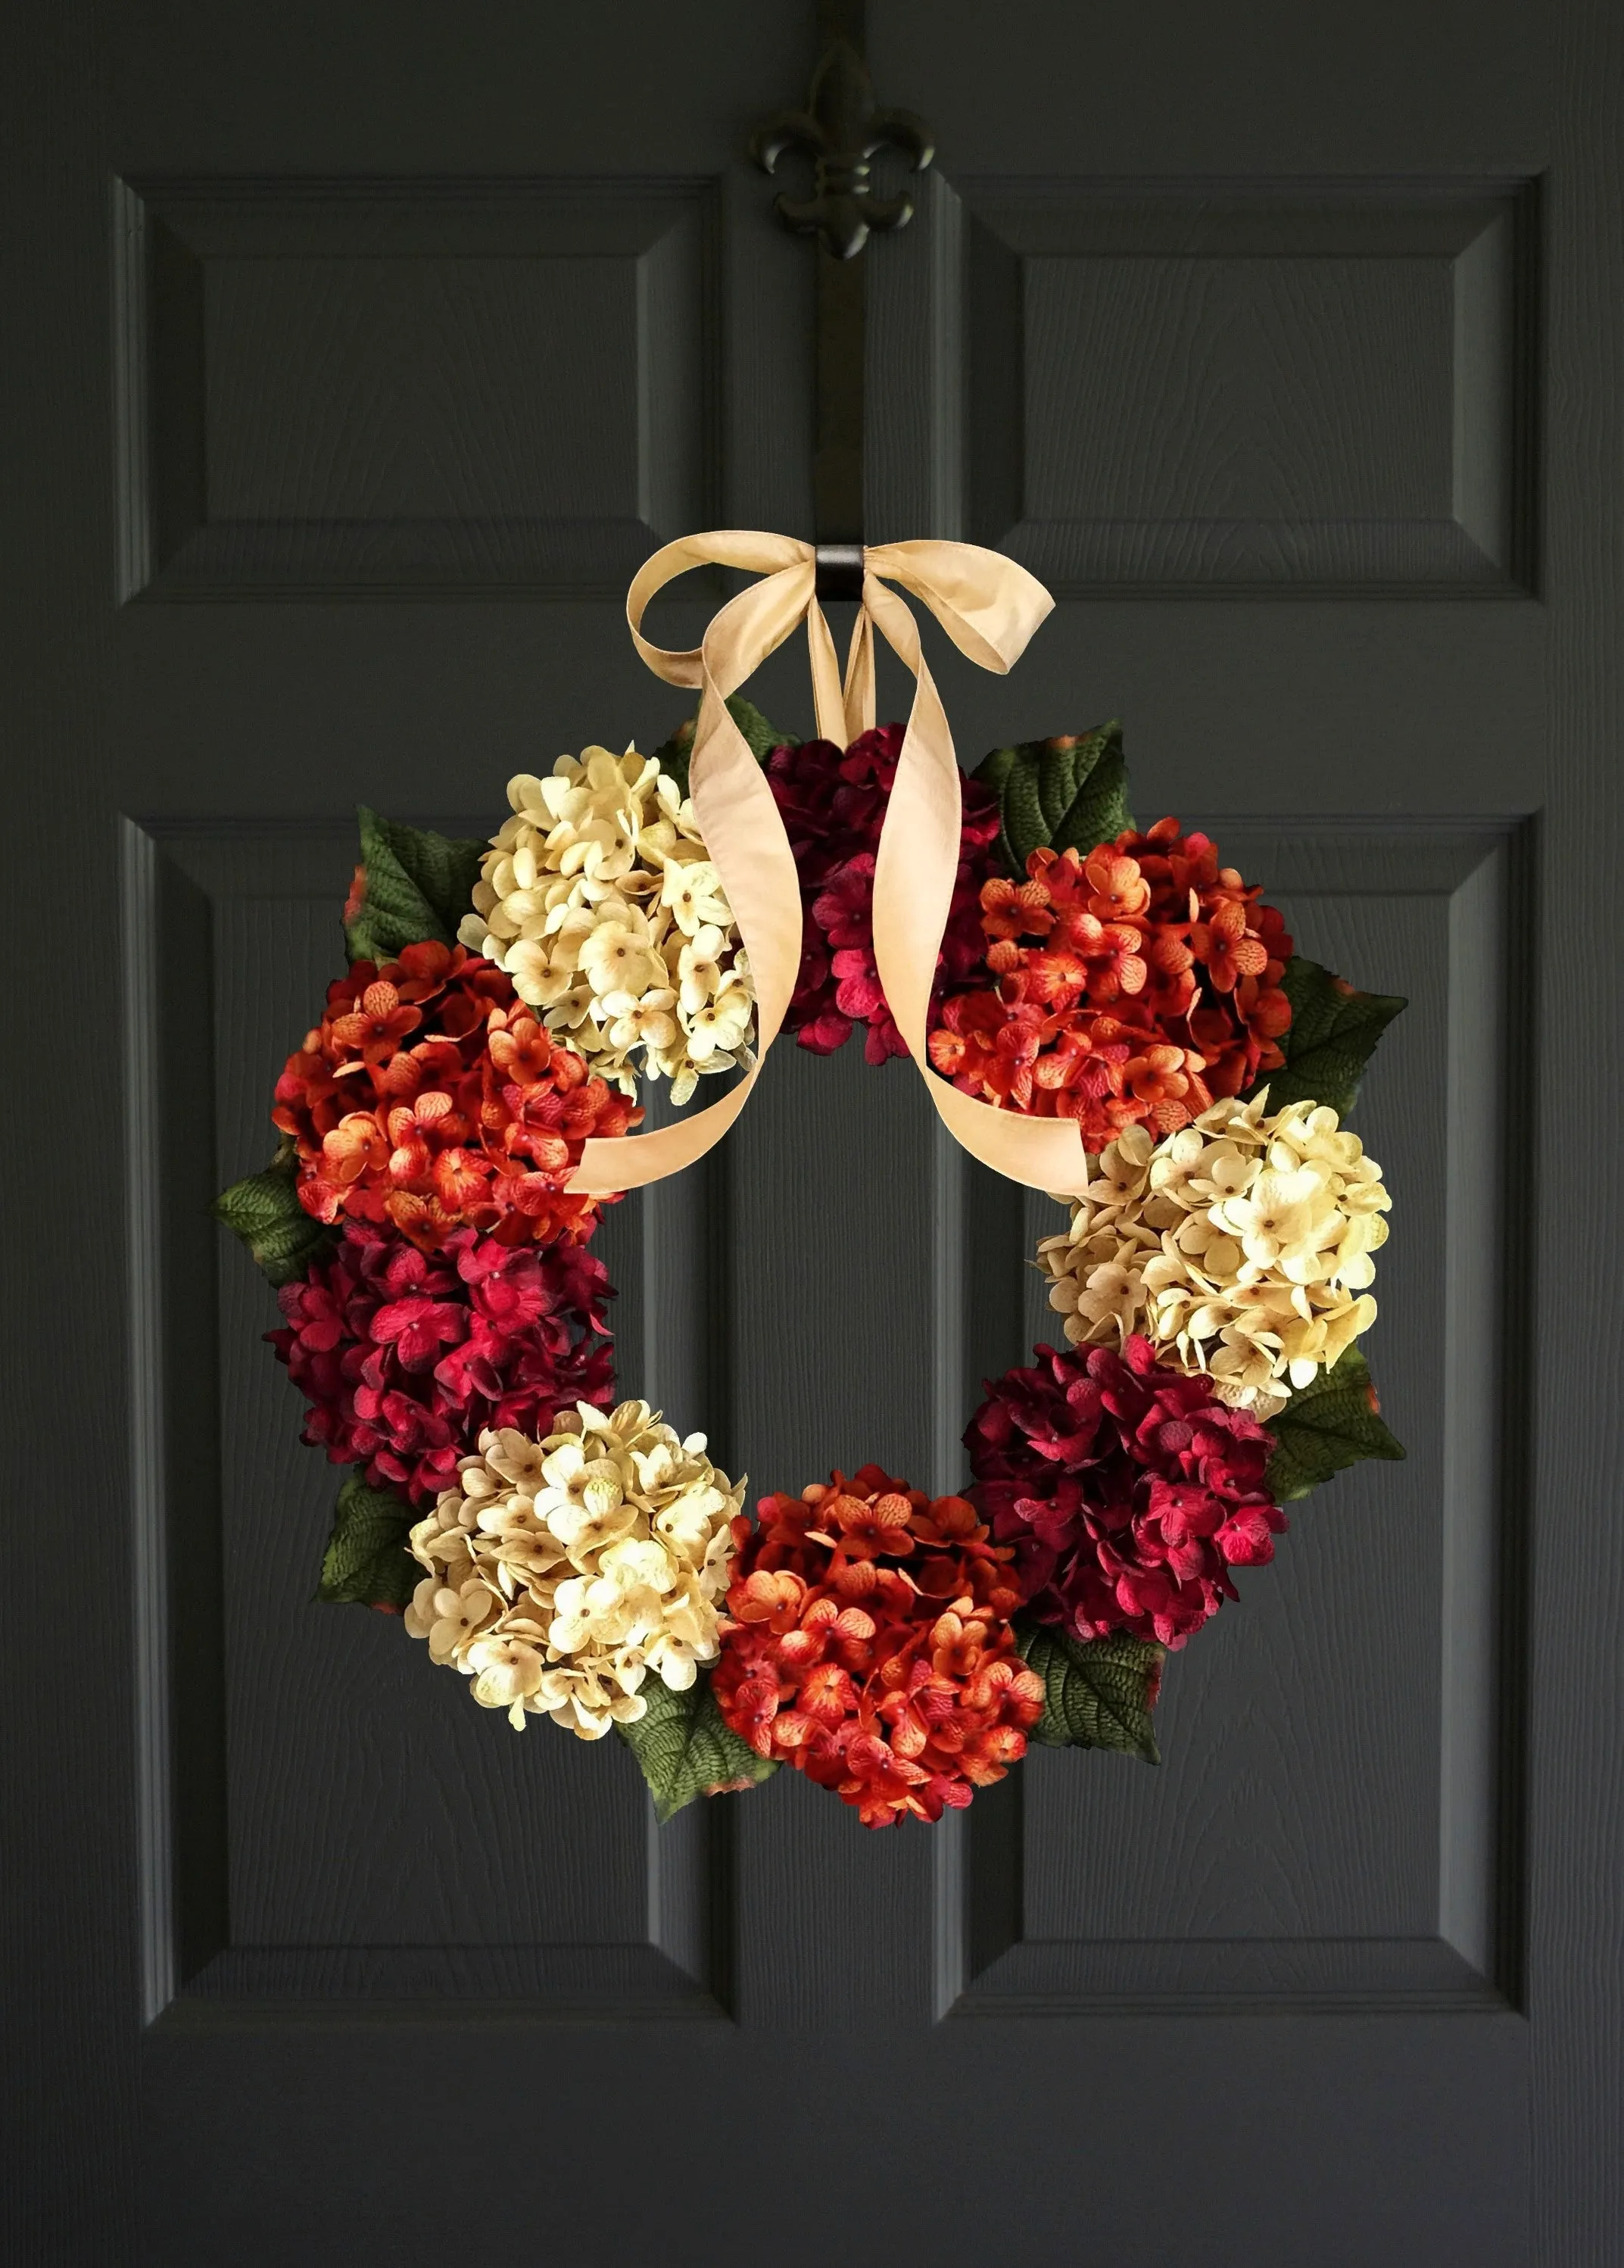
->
[765, 722, 1002, 1063]
[270, 1221, 615, 1505]
[965, 1336, 1286, 1649]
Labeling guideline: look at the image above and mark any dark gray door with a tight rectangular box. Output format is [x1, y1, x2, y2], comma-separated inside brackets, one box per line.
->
[7, 2, 1618, 2261]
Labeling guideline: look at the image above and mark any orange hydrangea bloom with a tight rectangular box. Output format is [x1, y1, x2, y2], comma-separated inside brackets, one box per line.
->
[712, 1466, 1043, 1827]
[927, 822, 1293, 1150]
[273, 941, 639, 1253]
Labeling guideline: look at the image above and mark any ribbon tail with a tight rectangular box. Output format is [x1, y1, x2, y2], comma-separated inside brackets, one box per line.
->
[571, 539, 812, 1193]
[865, 574, 1086, 1196]
[572, 1058, 769, 1194]
[843, 609, 876, 741]
[807, 603, 847, 744]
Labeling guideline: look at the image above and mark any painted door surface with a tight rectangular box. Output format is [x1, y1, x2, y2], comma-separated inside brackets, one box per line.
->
[6, 2, 1620, 2262]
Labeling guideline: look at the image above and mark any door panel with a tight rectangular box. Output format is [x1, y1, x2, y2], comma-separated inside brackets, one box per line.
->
[951, 179, 1534, 593]
[128, 819, 725, 2017]
[115, 178, 723, 599]
[960, 824, 1525, 2013]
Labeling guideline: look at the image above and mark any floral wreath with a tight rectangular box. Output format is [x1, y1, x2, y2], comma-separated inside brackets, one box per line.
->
[218, 533, 1406, 1830]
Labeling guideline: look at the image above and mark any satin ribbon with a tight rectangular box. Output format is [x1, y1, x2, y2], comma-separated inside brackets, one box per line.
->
[569, 530, 1093, 1196]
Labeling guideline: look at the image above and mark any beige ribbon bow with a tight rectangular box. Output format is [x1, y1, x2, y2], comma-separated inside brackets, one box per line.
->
[569, 529, 1093, 1196]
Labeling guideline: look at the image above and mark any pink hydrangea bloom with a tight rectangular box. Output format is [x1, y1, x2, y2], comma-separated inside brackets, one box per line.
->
[765, 723, 1001, 1062]
[964, 1336, 1286, 1649]
[270, 1222, 615, 1505]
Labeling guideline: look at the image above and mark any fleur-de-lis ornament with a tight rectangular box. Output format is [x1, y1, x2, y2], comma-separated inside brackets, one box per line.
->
[751, 33, 934, 260]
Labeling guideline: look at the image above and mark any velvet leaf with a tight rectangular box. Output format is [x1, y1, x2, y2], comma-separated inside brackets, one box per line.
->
[617, 1670, 778, 1822]
[1264, 1345, 1407, 1502]
[1252, 956, 1407, 1118]
[316, 1474, 419, 1609]
[973, 722, 1134, 877]
[344, 806, 487, 963]
[214, 1145, 332, 1287]
[1015, 1623, 1162, 1763]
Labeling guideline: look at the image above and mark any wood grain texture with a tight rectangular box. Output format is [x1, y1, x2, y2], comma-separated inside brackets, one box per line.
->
[1536, 5, 1624, 2259]
[116, 180, 718, 598]
[951, 181, 1536, 594]
[725, 1040, 939, 2024]
[134, 2012, 1527, 2266]
[5, 3, 140, 2261]
[126, 825, 232, 2023]
[866, 169, 966, 544]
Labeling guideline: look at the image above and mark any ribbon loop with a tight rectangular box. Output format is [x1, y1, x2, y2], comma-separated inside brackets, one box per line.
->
[570, 530, 1087, 1196]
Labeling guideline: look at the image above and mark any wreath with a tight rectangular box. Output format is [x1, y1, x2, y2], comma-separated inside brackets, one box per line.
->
[217, 535, 1406, 1830]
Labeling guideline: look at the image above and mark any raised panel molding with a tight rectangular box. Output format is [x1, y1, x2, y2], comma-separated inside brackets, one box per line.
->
[112, 179, 720, 600]
[121, 820, 734, 2023]
[948, 180, 1538, 595]
[931, 820, 1531, 2015]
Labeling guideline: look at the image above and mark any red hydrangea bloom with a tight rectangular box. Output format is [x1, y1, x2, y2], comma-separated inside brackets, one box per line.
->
[270, 1222, 615, 1505]
[965, 1337, 1286, 1649]
[273, 941, 639, 1252]
[711, 1465, 1043, 1827]
[927, 824, 1294, 1150]
[765, 724, 1002, 1063]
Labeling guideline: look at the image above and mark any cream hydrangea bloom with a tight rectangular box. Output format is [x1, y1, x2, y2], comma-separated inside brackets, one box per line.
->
[457, 747, 755, 1105]
[403, 1405, 743, 1738]
[1036, 1090, 1391, 1418]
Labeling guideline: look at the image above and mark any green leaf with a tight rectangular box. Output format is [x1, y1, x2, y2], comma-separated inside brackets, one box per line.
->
[1052, 735, 1133, 859]
[648, 717, 698, 800]
[617, 1671, 778, 1823]
[214, 1145, 332, 1287]
[344, 806, 488, 963]
[1251, 956, 1407, 1118]
[1264, 1344, 1407, 1502]
[650, 696, 796, 802]
[1015, 1623, 1162, 1763]
[316, 1474, 419, 1610]
[973, 722, 1135, 877]
[725, 695, 795, 765]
